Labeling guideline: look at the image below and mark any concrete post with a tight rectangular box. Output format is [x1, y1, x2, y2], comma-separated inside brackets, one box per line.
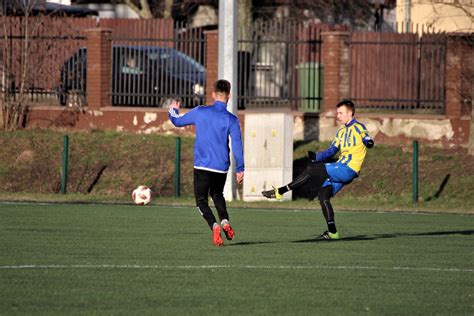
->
[218, 0, 238, 201]
[218, 0, 238, 114]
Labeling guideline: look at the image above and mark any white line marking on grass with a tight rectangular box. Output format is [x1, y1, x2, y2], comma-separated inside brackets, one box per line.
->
[0, 264, 472, 273]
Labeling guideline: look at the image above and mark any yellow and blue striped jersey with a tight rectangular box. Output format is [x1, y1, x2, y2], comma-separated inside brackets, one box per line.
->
[317, 118, 373, 173]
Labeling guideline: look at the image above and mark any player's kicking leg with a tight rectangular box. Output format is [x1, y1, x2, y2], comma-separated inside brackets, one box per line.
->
[262, 163, 329, 200]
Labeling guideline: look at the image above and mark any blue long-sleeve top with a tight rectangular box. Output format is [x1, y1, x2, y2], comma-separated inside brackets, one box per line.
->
[168, 101, 245, 173]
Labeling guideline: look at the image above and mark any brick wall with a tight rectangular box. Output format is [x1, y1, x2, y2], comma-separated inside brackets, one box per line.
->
[445, 36, 463, 118]
[321, 31, 350, 115]
[24, 28, 472, 148]
[204, 30, 218, 105]
[317, 31, 470, 147]
[85, 28, 112, 109]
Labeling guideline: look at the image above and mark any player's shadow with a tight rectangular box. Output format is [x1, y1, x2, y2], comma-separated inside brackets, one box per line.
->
[228, 241, 276, 246]
[293, 140, 314, 150]
[293, 229, 474, 243]
[425, 174, 450, 201]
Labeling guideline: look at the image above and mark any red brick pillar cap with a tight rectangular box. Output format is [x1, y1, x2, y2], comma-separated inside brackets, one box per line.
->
[203, 30, 218, 35]
[321, 31, 351, 37]
[85, 28, 113, 34]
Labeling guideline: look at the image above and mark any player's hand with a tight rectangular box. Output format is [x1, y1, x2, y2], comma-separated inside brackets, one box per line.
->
[307, 151, 317, 161]
[236, 171, 244, 184]
[169, 99, 181, 110]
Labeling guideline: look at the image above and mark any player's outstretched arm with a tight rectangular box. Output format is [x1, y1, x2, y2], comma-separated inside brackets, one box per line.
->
[308, 143, 339, 163]
[168, 100, 197, 127]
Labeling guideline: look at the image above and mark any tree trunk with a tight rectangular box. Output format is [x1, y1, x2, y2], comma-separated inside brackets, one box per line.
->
[238, 0, 252, 53]
[162, 0, 173, 19]
[123, 0, 154, 18]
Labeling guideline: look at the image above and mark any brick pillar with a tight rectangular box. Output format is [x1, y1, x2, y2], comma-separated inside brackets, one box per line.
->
[85, 28, 112, 109]
[445, 36, 464, 118]
[321, 31, 351, 115]
[204, 30, 218, 105]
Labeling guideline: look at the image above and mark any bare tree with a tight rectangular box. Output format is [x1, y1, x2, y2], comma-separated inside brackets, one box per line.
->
[122, 0, 377, 26]
[252, 0, 375, 28]
[121, 0, 153, 18]
[119, 0, 176, 18]
[0, 0, 41, 130]
[1, 0, 89, 130]
[411, 0, 473, 32]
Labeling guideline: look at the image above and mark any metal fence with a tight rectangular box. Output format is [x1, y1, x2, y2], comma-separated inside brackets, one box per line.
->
[108, 20, 206, 108]
[1, 17, 452, 114]
[238, 21, 330, 111]
[1, 17, 206, 108]
[348, 30, 447, 113]
[0, 17, 94, 106]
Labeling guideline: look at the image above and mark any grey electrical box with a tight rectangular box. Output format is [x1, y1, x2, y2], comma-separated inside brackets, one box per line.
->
[243, 113, 293, 201]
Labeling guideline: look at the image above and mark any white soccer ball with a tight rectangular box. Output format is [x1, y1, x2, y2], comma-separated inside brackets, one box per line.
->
[132, 185, 152, 205]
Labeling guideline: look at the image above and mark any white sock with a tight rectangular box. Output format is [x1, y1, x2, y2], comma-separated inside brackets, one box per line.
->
[221, 219, 229, 226]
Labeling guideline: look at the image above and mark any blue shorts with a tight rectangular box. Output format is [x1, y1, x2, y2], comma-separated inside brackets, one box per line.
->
[322, 162, 358, 196]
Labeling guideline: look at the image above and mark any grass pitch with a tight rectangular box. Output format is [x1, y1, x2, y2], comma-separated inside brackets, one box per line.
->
[0, 203, 472, 315]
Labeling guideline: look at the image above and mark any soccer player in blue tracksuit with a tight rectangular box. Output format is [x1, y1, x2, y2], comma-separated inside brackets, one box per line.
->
[262, 99, 374, 240]
[168, 80, 245, 246]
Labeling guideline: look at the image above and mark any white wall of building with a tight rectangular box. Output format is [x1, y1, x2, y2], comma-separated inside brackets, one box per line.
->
[47, 0, 71, 5]
[80, 3, 139, 19]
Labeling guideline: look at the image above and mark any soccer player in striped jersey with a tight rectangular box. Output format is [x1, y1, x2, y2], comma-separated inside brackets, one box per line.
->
[262, 99, 374, 240]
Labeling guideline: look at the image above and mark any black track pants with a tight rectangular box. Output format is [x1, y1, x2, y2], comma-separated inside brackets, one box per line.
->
[194, 168, 229, 229]
[285, 163, 329, 192]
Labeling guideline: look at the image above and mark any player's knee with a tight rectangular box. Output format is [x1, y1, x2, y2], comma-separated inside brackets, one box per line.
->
[306, 163, 328, 177]
[195, 196, 209, 208]
[210, 192, 224, 200]
[304, 165, 313, 173]
[318, 186, 332, 203]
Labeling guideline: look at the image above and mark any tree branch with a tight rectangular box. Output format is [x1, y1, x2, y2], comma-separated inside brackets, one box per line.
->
[122, 0, 154, 19]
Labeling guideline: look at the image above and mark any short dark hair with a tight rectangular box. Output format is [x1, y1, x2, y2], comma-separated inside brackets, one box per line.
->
[336, 99, 355, 115]
[214, 79, 231, 94]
